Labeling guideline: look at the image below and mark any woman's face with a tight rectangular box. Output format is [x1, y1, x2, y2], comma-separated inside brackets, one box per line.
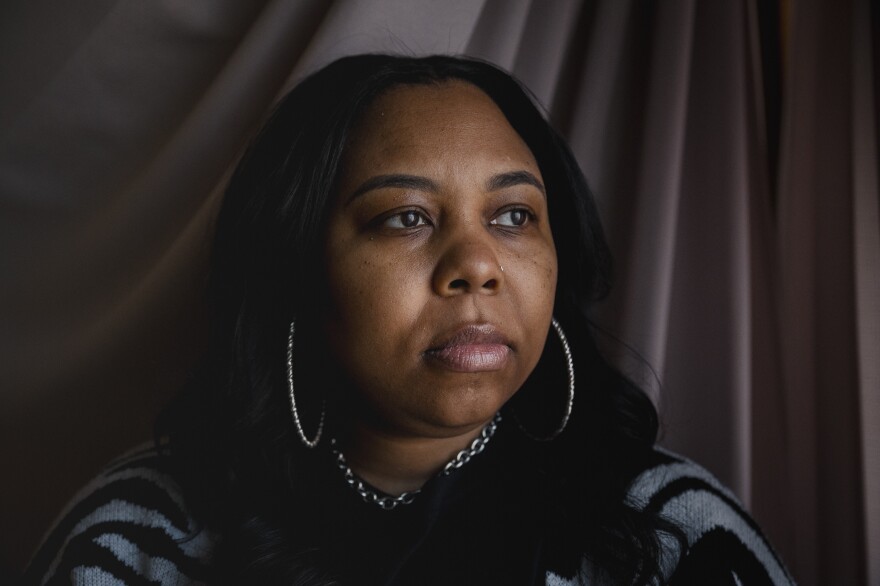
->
[323, 81, 557, 439]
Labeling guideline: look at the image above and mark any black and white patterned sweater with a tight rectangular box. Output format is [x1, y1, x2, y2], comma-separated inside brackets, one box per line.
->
[24, 445, 796, 585]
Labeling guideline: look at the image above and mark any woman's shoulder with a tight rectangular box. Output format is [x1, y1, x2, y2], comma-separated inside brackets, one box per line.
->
[625, 447, 796, 585]
[23, 442, 216, 586]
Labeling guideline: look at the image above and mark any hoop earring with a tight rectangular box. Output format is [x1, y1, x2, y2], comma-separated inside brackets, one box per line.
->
[512, 317, 575, 441]
[287, 320, 325, 448]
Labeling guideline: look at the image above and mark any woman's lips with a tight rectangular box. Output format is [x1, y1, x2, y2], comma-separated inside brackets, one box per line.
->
[424, 324, 511, 372]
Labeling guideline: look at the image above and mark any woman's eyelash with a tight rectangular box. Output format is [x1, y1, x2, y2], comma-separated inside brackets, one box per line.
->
[382, 210, 430, 229]
[378, 207, 534, 230]
[491, 208, 534, 227]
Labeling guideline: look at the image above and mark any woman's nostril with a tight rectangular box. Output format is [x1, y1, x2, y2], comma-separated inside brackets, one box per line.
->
[450, 278, 468, 289]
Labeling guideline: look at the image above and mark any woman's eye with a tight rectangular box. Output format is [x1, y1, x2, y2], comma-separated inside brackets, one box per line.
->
[491, 208, 531, 227]
[383, 210, 429, 229]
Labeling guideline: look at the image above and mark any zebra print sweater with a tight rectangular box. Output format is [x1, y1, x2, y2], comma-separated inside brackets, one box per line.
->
[24, 444, 795, 585]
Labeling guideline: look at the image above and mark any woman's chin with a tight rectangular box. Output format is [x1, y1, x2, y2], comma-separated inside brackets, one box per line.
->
[412, 393, 507, 436]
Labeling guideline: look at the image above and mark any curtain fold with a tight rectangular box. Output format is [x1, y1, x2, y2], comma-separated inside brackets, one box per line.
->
[597, 0, 695, 386]
[1, 1, 876, 584]
[776, 1, 867, 583]
[853, 1, 880, 583]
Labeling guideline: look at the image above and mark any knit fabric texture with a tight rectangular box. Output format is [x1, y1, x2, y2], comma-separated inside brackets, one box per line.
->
[25, 444, 795, 585]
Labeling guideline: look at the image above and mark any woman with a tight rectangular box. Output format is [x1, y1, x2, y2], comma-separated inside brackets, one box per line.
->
[24, 54, 795, 585]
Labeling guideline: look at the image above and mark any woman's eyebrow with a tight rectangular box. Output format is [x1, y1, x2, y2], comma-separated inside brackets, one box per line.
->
[486, 170, 545, 196]
[347, 174, 438, 203]
[346, 170, 545, 204]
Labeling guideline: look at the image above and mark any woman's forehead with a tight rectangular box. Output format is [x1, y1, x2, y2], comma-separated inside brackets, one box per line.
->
[339, 81, 540, 185]
[353, 81, 518, 144]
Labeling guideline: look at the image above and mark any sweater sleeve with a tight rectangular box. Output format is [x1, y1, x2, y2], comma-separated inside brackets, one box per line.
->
[626, 448, 797, 586]
[22, 445, 214, 586]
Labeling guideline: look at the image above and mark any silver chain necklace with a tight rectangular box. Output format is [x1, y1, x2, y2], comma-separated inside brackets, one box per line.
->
[330, 412, 502, 510]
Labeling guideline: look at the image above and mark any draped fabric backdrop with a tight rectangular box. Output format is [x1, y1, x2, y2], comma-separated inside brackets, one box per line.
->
[1, 1, 877, 584]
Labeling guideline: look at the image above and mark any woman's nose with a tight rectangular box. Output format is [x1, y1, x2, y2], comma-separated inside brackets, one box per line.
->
[432, 234, 504, 296]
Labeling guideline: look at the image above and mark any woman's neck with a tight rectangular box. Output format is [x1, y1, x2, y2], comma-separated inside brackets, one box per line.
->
[338, 419, 490, 496]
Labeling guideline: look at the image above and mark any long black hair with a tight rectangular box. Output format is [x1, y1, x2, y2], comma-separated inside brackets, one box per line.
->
[158, 54, 684, 585]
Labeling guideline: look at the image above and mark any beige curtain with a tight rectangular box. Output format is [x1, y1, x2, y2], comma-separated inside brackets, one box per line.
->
[1, 1, 876, 584]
